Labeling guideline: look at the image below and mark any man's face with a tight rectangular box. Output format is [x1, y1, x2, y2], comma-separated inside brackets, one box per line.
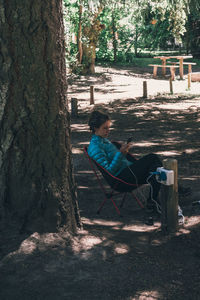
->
[95, 120, 111, 138]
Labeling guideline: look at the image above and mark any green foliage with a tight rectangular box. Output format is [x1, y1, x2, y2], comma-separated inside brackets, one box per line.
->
[185, 0, 200, 57]
[64, 0, 79, 70]
[63, 0, 200, 70]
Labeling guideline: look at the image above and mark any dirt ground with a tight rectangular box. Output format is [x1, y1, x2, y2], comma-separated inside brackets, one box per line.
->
[1, 65, 200, 300]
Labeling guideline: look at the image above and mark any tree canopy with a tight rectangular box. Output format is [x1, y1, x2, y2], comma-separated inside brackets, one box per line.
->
[64, 0, 200, 73]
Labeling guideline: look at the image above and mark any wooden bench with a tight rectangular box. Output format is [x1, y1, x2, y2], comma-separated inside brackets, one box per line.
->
[168, 61, 196, 73]
[191, 72, 200, 82]
[148, 64, 179, 80]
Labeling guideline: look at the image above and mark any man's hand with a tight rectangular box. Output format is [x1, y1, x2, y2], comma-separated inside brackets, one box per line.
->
[120, 143, 132, 155]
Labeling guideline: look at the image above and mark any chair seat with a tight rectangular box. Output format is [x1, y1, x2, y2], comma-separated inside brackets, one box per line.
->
[83, 145, 145, 216]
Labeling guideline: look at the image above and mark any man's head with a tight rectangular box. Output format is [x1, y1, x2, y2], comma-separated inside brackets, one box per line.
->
[88, 110, 111, 138]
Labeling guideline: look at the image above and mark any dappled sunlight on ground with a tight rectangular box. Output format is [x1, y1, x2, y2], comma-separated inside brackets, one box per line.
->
[82, 217, 161, 233]
[114, 243, 129, 254]
[68, 66, 200, 109]
[72, 148, 83, 154]
[1, 66, 200, 300]
[70, 123, 88, 132]
[156, 150, 181, 156]
[82, 217, 123, 227]
[72, 234, 103, 254]
[133, 290, 161, 299]
[67, 66, 200, 298]
[119, 222, 160, 232]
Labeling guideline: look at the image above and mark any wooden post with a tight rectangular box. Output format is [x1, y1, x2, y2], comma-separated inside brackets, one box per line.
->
[90, 85, 94, 105]
[170, 66, 175, 81]
[71, 98, 78, 118]
[169, 77, 173, 94]
[153, 66, 158, 78]
[161, 158, 178, 234]
[188, 64, 192, 74]
[143, 81, 147, 98]
[179, 58, 184, 80]
[161, 58, 166, 76]
[188, 73, 191, 89]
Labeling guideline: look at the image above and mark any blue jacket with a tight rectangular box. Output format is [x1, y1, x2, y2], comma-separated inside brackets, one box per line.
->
[87, 135, 132, 176]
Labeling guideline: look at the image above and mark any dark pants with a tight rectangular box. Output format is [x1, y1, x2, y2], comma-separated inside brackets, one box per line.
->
[117, 153, 162, 202]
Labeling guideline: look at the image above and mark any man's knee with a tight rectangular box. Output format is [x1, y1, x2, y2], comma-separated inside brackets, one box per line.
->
[148, 153, 162, 166]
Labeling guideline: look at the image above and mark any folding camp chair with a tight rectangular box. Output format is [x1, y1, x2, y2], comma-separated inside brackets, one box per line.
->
[83, 145, 145, 216]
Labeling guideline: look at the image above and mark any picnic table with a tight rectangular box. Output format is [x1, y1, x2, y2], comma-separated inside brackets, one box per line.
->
[153, 55, 193, 79]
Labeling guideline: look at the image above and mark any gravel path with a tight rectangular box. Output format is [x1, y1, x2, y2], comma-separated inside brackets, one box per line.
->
[68, 65, 200, 109]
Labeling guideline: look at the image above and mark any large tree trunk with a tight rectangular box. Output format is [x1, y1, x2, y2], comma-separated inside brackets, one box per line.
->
[0, 1, 80, 233]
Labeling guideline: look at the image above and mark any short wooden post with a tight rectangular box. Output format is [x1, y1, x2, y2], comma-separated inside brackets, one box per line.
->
[71, 98, 78, 118]
[161, 158, 178, 234]
[179, 58, 184, 80]
[188, 64, 192, 74]
[90, 85, 94, 105]
[143, 81, 147, 98]
[153, 66, 158, 78]
[170, 66, 175, 81]
[169, 77, 173, 94]
[161, 59, 166, 76]
[188, 73, 191, 89]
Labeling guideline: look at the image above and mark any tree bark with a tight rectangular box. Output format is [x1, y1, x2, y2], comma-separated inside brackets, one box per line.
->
[0, 1, 80, 233]
[82, 7, 104, 74]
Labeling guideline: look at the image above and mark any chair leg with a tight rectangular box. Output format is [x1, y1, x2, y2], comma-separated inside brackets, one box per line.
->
[97, 197, 108, 214]
[131, 191, 144, 209]
[110, 197, 121, 215]
[97, 195, 121, 216]
[120, 193, 128, 208]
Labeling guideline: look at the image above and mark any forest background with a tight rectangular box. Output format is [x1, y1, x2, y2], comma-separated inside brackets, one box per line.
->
[64, 0, 200, 74]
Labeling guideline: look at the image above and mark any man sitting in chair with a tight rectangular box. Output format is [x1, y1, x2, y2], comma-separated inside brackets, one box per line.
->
[88, 110, 162, 213]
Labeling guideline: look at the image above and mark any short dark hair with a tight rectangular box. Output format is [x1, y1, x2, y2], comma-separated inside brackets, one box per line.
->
[88, 110, 110, 133]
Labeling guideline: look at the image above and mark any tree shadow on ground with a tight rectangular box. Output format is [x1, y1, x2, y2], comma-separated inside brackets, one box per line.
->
[68, 93, 200, 299]
[1, 93, 200, 300]
[0, 211, 200, 300]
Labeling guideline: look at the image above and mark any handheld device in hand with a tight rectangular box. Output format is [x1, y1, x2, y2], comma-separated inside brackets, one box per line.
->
[127, 137, 133, 144]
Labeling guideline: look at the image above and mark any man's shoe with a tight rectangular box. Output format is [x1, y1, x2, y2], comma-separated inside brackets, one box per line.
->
[145, 216, 154, 226]
[178, 205, 185, 225]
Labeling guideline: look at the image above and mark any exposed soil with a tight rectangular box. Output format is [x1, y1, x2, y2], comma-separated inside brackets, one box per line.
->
[1, 65, 200, 300]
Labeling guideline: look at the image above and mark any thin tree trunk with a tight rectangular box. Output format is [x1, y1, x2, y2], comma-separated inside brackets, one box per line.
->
[82, 6, 103, 74]
[134, 26, 139, 57]
[0, 1, 80, 233]
[112, 12, 118, 63]
[77, 5, 83, 64]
